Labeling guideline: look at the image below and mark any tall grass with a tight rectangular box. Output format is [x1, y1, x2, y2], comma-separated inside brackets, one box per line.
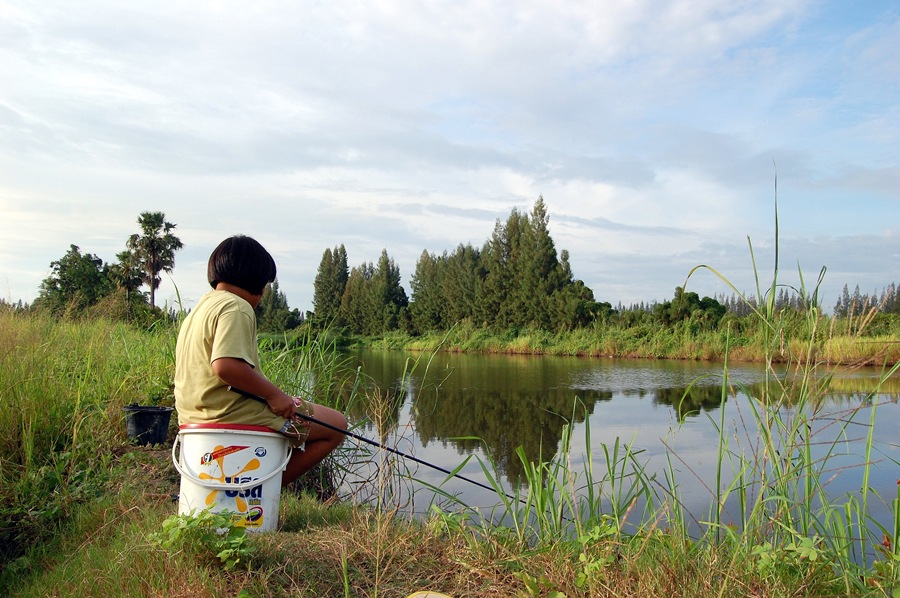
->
[0, 310, 177, 567]
[366, 332, 896, 593]
[258, 328, 369, 500]
[671, 188, 898, 590]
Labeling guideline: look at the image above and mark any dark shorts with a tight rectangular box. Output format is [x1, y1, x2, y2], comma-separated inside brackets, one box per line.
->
[282, 398, 314, 448]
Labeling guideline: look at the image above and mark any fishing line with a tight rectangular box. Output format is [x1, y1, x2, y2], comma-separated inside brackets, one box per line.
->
[228, 386, 521, 504]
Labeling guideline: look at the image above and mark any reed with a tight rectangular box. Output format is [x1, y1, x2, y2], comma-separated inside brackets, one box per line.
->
[378, 314, 898, 365]
[259, 327, 370, 501]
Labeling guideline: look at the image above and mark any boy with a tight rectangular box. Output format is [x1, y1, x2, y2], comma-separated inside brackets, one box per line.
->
[174, 235, 347, 486]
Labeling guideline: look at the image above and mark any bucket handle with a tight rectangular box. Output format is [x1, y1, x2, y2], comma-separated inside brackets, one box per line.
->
[171, 433, 292, 492]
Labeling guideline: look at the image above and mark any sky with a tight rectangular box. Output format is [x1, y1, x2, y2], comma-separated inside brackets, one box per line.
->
[2, 0, 899, 314]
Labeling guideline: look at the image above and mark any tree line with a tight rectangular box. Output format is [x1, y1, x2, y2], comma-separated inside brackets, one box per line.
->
[310, 197, 737, 336]
[833, 283, 899, 318]
[10, 200, 899, 337]
[20, 211, 302, 331]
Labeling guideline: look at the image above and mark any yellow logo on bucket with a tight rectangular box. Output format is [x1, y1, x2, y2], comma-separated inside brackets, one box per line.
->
[198, 444, 266, 528]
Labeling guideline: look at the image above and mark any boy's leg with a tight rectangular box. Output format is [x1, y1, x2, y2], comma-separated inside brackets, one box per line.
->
[281, 404, 347, 487]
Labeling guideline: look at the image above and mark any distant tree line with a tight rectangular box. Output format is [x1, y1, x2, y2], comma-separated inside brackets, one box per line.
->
[409, 197, 609, 332]
[24, 211, 302, 333]
[24, 212, 304, 332]
[11, 201, 899, 338]
[833, 284, 899, 317]
[312, 245, 408, 335]
[310, 197, 731, 336]
[614, 287, 823, 324]
[309, 197, 900, 338]
[255, 279, 305, 332]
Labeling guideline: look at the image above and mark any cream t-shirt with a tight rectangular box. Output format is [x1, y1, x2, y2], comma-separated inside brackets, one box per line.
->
[174, 289, 284, 430]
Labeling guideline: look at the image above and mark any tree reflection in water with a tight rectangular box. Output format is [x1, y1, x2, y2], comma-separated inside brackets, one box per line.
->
[339, 350, 898, 500]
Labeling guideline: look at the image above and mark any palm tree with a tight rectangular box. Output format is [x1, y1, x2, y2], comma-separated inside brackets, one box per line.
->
[127, 212, 184, 309]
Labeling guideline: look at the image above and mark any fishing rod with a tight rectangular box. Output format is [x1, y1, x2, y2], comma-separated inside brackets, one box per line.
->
[228, 386, 521, 504]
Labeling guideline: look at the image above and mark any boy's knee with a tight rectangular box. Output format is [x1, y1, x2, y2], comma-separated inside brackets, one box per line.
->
[333, 413, 348, 442]
[322, 406, 347, 430]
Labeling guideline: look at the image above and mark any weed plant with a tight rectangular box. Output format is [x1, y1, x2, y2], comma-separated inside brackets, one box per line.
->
[152, 508, 257, 570]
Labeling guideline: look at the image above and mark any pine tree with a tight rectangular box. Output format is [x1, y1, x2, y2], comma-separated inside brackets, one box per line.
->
[521, 196, 567, 328]
[478, 223, 508, 328]
[312, 244, 349, 326]
[442, 244, 482, 324]
[256, 279, 301, 332]
[410, 250, 444, 333]
[373, 249, 409, 333]
[340, 262, 375, 334]
[884, 283, 898, 314]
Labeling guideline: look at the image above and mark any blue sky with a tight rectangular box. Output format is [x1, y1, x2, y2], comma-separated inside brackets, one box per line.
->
[1, 0, 898, 313]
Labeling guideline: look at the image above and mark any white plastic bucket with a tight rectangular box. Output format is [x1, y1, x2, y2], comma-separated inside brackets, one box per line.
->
[172, 423, 291, 532]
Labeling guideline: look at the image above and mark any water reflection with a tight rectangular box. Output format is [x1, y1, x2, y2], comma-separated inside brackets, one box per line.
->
[343, 351, 899, 492]
[345, 352, 742, 482]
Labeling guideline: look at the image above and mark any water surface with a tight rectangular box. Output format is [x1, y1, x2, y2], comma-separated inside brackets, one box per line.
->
[344, 350, 900, 535]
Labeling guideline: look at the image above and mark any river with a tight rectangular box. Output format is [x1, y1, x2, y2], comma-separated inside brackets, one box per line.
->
[339, 350, 899, 539]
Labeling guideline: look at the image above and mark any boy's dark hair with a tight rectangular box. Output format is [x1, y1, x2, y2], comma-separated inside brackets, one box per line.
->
[208, 235, 277, 295]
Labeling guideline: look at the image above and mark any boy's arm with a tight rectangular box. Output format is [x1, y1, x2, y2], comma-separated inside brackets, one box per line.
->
[211, 357, 296, 419]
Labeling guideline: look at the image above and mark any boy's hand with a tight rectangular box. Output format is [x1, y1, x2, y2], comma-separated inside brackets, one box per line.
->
[265, 393, 296, 419]
[211, 357, 296, 419]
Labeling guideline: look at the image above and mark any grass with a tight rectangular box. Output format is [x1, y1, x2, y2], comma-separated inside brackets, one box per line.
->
[8, 468, 867, 597]
[0, 444, 858, 597]
[1, 307, 898, 596]
[0, 310, 177, 567]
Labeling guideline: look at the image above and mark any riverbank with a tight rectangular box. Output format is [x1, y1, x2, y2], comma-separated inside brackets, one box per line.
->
[2, 311, 898, 596]
[328, 316, 900, 367]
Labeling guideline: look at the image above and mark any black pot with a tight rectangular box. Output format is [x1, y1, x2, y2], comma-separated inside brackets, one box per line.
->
[123, 405, 174, 446]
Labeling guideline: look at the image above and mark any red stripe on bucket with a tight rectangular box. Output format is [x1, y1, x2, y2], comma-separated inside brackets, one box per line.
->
[179, 423, 280, 434]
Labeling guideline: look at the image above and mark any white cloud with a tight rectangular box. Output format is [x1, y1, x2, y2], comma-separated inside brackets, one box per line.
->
[1, 0, 897, 312]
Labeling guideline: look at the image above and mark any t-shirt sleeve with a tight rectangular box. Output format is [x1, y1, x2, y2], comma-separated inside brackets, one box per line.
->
[209, 308, 259, 368]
